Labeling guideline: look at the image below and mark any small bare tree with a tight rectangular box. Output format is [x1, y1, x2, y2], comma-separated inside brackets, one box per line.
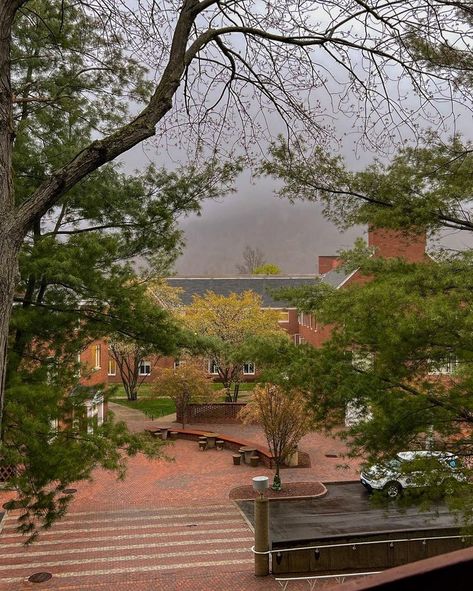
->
[236, 245, 266, 274]
[108, 339, 156, 401]
[240, 384, 313, 490]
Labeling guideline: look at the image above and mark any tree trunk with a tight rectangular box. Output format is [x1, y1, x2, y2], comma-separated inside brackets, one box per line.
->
[272, 460, 282, 490]
[0, 239, 19, 437]
[0, 2, 21, 438]
[232, 383, 240, 402]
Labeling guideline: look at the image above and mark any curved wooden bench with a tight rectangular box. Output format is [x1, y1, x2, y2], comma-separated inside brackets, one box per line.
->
[145, 426, 274, 468]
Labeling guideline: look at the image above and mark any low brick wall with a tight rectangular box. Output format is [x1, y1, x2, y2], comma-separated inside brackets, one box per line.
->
[177, 402, 246, 425]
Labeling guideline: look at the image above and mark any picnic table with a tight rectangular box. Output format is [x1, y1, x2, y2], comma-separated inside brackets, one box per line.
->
[203, 433, 218, 448]
[153, 427, 170, 440]
[239, 446, 257, 464]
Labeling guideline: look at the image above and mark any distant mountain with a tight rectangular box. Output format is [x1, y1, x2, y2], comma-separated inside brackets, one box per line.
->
[175, 183, 362, 276]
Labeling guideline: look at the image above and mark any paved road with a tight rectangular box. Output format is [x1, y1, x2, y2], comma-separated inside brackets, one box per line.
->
[238, 483, 458, 544]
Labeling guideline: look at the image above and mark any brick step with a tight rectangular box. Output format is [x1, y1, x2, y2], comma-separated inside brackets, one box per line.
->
[0, 558, 255, 589]
[2, 506, 237, 527]
[0, 538, 253, 569]
[0, 548, 253, 581]
[1, 516, 245, 542]
[0, 526, 251, 553]
[4, 503, 235, 523]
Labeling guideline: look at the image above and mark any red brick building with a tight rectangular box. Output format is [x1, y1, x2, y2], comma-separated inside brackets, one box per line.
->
[298, 228, 427, 348]
[78, 276, 316, 389]
[78, 228, 429, 392]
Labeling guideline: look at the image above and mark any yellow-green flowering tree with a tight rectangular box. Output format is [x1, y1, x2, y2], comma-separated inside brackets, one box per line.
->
[184, 291, 283, 401]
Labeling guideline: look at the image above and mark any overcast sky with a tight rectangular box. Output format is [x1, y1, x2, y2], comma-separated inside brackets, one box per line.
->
[120, 36, 473, 278]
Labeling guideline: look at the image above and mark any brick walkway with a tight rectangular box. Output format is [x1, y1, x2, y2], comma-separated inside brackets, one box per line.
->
[0, 403, 360, 590]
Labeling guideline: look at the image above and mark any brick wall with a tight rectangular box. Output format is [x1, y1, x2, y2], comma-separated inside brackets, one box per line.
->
[368, 227, 426, 262]
[318, 255, 341, 274]
[177, 402, 247, 424]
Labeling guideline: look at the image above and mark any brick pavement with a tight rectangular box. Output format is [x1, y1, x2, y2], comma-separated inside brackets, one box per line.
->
[0, 403, 361, 591]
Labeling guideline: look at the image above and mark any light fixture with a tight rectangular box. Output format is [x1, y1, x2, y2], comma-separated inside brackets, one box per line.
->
[252, 476, 269, 498]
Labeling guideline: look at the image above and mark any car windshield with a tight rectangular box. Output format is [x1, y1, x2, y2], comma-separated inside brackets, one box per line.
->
[386, 458, 402, 469]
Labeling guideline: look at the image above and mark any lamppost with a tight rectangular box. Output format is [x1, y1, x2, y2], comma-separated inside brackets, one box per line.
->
[253, 475, 270, 576]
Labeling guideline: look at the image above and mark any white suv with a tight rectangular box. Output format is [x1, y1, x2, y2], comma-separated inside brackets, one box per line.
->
[360, 451, 461, 498]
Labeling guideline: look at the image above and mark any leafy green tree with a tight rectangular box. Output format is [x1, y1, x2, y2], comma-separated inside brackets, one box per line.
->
[266, 136, 473, 507]
[263, 133, 473, 235]
[253, 263, 281, 275]
[3, 0, 471, 430]
[0, 0, 241, 538]
[3, 374, 164, 543]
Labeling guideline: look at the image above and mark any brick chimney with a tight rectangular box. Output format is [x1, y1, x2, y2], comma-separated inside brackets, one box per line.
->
[318, 255, 341, 274]
[368, 227, 426, 262]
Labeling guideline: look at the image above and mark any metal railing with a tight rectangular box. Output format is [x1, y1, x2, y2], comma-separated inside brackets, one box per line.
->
[251, 533, 473, 556]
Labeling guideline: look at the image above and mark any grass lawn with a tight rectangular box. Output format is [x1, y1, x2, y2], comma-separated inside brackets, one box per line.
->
[110, 397, 176, 418]
[109, 381, 257, 415]
[108, 384, 155, 398]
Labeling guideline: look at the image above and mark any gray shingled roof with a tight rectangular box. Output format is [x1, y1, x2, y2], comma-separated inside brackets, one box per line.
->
[320, 268, 352, 288]
[167, 276, 318, 307]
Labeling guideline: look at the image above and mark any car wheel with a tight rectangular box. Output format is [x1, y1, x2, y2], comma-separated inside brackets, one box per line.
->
[384, 481, 402, 498]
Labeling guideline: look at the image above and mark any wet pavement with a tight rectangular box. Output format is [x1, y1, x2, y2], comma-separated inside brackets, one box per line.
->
[237, 482, 459, 544]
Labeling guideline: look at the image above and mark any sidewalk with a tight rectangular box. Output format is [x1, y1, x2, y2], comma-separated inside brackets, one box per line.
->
[109, 401, 361, 483]
[0, 403, 361, 591]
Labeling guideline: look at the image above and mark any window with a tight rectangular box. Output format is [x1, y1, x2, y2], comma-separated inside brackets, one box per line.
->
[108, 358, 116, 376]
[86, 394, 104, 434]
[243, 362, 255, 375]
[139, 361, 151, 376]
[352, 351, 374, 371]
[208, 360, 220, 375]
[278, 310, 289, 323]
[94, 344, 101, 369]
[173, 359, 186, 369]
[428, 356, 458, 375]
[293, 334, 301, 345]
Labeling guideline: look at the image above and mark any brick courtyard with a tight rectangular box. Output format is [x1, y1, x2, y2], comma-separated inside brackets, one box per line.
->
[0, 403, 361, 590]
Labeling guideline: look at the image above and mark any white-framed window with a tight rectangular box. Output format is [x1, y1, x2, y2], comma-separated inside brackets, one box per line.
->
[293, 334, 301, 345]
[139, 360, 151, 376]
[278, 310, 290, 323]
[428, 356, 458, 375]
[208, 360, 220, 375]
[108, 358, 116, 376]
[94, 344, 101, 369]
[86, 394, 104, 434]
[352, 351, 374, 371]
[243, 362, 255, 375]
[173, 359, 186, 369]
